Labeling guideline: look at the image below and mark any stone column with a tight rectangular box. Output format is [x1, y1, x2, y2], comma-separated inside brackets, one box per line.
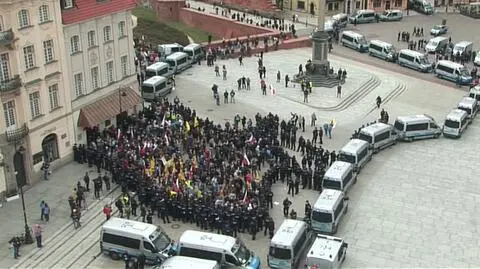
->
[310, 0, 330, 75]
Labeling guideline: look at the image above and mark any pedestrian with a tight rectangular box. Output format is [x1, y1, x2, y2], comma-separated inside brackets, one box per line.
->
[222, 65, 227, 80]
[337, 84, 342, 98]
[285, 74, 290, 87]
[376, 96, 382, 108]
[9, 237, 20, 259]
[103, 204, 112, 221]
[224, 90, 229, 104]
[137, 253, 146, 269]
[283, 197, 291, 217]
[40, 200, 46, 221]
[83, 172, 90, 191]
[32, 223, 43, 248]
[276, 70, 281, 82]
[214, 65, 220, 77]
[230, 89, 235, 103]
[311, 112, 316, 126]
[238, 55, 243, 65]
[43, 203, 50, 222]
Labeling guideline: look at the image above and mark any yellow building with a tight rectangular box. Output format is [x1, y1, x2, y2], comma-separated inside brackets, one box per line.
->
[283, 0, 346, 15]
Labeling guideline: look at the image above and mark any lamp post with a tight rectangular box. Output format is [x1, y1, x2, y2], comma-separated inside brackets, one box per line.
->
[14, 146, 33, 244]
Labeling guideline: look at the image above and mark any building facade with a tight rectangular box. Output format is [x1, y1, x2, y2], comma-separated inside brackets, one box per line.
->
[60, 0, 139, 147]
[284, 0, 346, 15]
[284, 0, 408, 15]
[0, 0, 74, 197]
[353, 0, 407, 12]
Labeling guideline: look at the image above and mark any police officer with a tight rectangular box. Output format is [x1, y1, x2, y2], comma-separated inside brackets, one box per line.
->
[266, 189, 273, 209]
[249, 217, 258, 240]
[267, 217, 275, 239]
[146, 211, 153, 224]
[305, 200, 312, 219]
[103, 173, 111, 191]
[159, 200, 170, 224]
[283, 197, 291, 217]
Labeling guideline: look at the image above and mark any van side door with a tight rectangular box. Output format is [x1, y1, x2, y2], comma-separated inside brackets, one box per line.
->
[143, 240, 158, 263]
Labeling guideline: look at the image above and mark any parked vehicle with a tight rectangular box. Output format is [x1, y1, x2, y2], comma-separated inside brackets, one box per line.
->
[157, 43, 184, 59]
[457, 97, 478, 119]
[430, 24, 448, 36]
[305, 235, 348, 269]
[141, 76, 173, 101]
[145, 62, 174, 80]
[442, 109, 469, 138]
[358, 122, 397, 153]
[379, 9, 403, 21]
[183, 43, 204, 64]
[393, 114, 442, 141]
[368, 40, 397, 62]
[341, 31, 369, 52]
[397, 49, 432, 72]
[348, 10, 376, 24]
[164, 52, 192, 74]
[311, 189, 349, 234]
[154, 256, 220, 269]
[338, 139, 372, 172]
[408, 0, 434, 14]
[434, 60, 472, 85]
[425, 36, 449, 54]
[452, 41, 473, 57]
[474, 51, 480, 66]
[331, 13, 348, 28]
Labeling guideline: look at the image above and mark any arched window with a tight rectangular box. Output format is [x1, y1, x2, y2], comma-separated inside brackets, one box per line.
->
[38, 5, 50, 23]
[0, 15, 4, 31]
[70, 35, 80, 54]
[87, 30, 96, 47]
[103, 26, 112, 42]
[18, 9, 30, 28]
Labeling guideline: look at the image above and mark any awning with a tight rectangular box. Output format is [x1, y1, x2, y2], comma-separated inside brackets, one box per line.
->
[77, 86, 140, 128]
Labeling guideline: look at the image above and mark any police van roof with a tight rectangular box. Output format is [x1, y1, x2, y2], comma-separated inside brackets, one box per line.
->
[360, 122, 392, 136]
[158, 256, 218, 269]
[340, 139, 369, 154]
[469, 85, 480, 94]
[147, 62, 169, 70]
[455, 41, 472, 47]
[396, 114, 434, 123]
[166, 52, 188, 59]
[458, 97, 477, 107]
[429, 36, 448, 42]
[102, 217, 157, 237]
[313, 189, 344, 212]
[324, 161, 352, 179]
[271, 219, 308, 247]
[342, 30, 363, 37]
[446, 109, 467, 122]
[306, 235, 344, 262]
[370, 40, 392, 47]
[159, 43, 183, 48]
[437, 60, 465, 69]
[179, 230, 237, 250]
[399, 49, 425, 57]
[143, 76, 167, 85]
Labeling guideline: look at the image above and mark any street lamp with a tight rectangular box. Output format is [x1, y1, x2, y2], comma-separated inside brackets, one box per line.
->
[14, 146, 33, 245]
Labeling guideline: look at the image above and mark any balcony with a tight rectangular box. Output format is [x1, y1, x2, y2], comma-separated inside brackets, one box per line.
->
[0, 75, 22, 96]
[5, 123, 29, 143]
[0, 29, 14, 46]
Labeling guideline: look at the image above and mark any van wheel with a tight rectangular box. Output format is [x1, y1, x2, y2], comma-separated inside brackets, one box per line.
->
[109, 251, 120, 260]
[434, 133, 440, 138]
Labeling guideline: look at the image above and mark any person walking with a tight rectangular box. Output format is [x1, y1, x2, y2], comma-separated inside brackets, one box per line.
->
[42, 203, 50, 222]
[40, 200, 46, 221]
[32, 224, 43, 248]
[83, 172, 90, 192]
[376, 96, 382, 108]
[103, 204, 112, 221]
[337, 84, 342, 98]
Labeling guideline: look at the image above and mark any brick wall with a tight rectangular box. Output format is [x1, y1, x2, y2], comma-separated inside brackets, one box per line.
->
[151, 0, 185, 21]
[178, 8, 272, 38]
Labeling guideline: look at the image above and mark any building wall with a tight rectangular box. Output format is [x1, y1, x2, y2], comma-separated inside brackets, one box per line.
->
[63, 10, 137, 143]
[0, 0, 74, 194]
[360, 0, 407, 11]
[285, 0, 346, 14]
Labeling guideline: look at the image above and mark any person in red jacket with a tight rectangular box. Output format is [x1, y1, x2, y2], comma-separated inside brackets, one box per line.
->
[102, 205, 112, 221]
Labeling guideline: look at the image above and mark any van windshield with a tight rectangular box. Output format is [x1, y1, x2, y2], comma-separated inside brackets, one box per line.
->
[166, 59, 176, 67]
[142, 85, 154, 93]
[269, 247, 291, 260]
[382, 11, 389, 15]
[394, 120, 404, 131]
[145, 70, 157, 78]
[151, 229, 171, 251]
[458, 67, 470, 77]
[185, 50, 193, 57]
[339, 153, 355, 164]
[358, 133, 373, 143]
[358, 37, 368, 45]
[323, 179, 342, 190]
[428, 41, 439, 47]
[458, 106, 472, 115]
[312, 211, 333, 223]
[444, 119, 459, 128]
[454, 45, 465, 52]
[232, 243, 250, 264]
[418, 56, 429, 65]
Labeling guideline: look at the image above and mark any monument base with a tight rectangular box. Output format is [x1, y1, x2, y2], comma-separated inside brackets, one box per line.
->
[307, 31, 339, 88]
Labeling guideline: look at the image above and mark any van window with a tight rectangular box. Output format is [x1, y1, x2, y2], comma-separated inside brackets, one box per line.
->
[142, 85, 154, 93]
[185, 50, 193, 57]
[179, 247, 222, 262]
[394, 120, 404, 131]
[444, 119, 459, 128]
[269, 247, 291, 259]
[333, 200, 344, 220]
[144, 241, 155, 251]
[102, 233, 141, 249]
[469, 93, 475, 99]
[343, 35, 353, 42]
[437, 64, 454, 74]
[145, 70, 157, 78]
[339, 153, 355, 164]
[177, 57, 187, 65]
[323, 179, 342, 190]
[357, 147, 368, 162]
[156, 82, 166, 91]
[312, 211, 333, 223]
[370, 43, 383, 51]
[158, 67, 168, 76]
[430, 122, 439, 128]
[405, 123, 428, 131]
[461, 117, 467, 127]
[400, 53, 414, 62]
[226, 254, 238, 264]
[171, 47, 181, 53]
[293, 230, 307, 256]
[374, 131, 390, 142]
[337, 244, 346, 261]
[358, 133, 372, 143]
[364, 12, 375, 18]
[343, 170, 352, 186]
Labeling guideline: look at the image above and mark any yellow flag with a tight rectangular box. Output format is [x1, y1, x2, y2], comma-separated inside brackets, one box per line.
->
[185, 121, 190, 133]
[193, 117, 199, 128]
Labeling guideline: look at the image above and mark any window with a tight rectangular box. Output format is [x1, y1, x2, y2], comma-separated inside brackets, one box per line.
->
[43, 40, 55, 63]
[23, 45, 36, 70]
[18, 9, 30, 28]
[143, 241, 154, 251]
[293, 230, 308, 256]
[405, 123, 428, 131]
[312, 211, 333, 223]
[91, 67, 99, 89]
[357, 147, 368, 162]
[64, 0, 73, 8]
[269, 247, 291, 259]
[225, 255, 238, 265]
[0, 15, 3, 31]
[394, 120, 405, 131]
[395, 0, 402, 7]
[373, 0, 382, 7]
[87, 30, 96, 47]
[0, 53, 10, 82]
[322, 179, 342, 190]
[118, 21, 126, 37]
[3, 101, 16, 128]
[106, 61, 114, 84]
[120, 56, 128, 77]
[70, 35, 80, 54]
[74, 73, 84, 97]
[178, 247, 222, 262]
[328, 3, 333, 10]
[29, 91, 41, 118]
[103, 26, 112, 42]
[48, 84, 59, 110]
[102, 233, 140, 249]
[374, 131, 390, 142]
[38, 5, 50, 23]
[355, 1, 361, 9]
[334, 200, 344, 221]
[342, 170, 353, 187]
[297, 1, 305, 9]
[358, 133, 373, 144]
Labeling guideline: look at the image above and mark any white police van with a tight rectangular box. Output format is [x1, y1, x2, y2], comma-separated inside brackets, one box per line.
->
[393, 114, 442, 141]
[425, 36, 449, 54]
[311, 189, 348, 234]
[100, 217, 175, 264]
[338, 139, 372, 172]
[145, 62, 174, 80]
[331, 13, 348, 28]
[322, 161, 356, 193]
[141, 76, 173, 101]
[348, 10, 376, 24]
[379, 9, 403, 21]
[158, 43, 184, 58]
[184, 43, 204, 64]
[457, 97, 478, 119]
[453, 41, 473, 57]
[468, 86, 480, 109]
[434, 60, 473, 85]
[268, 219, 313, 269]
[397, 49, 432, 72]
[358, 122, 397, 153]
[305, 235, 348, 269]
[177, 230, 260, 269]
[340, 31, 369, 52]
[164, 52, 192, 74]
[443, 109, 469, 138]
[155, 256, 220, 269]
[368, 40, 397, 62]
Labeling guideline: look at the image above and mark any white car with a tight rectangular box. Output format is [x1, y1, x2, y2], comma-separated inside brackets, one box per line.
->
[430, 25, 448, 36]
[474, 51, 480, 66]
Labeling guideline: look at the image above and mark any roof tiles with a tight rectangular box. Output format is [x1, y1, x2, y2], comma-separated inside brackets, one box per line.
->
[62, 0, 137, 25]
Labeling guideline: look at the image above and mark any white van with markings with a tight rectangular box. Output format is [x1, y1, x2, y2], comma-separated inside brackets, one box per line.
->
[158, 43, 184, 58]
[311, 189, 348, 234]
[268, 219, 313, 269]
[332, 13, 348, 28]
[453, 41, 473, 57]
[457, 97, 478, 119]
[338, 139, 372, 172]
[397, 49, 432, 72]
[348, 10, 376, 24]
[155, 256, 220, 269]
[100, 218, 175, 264]
[358, 122, 397, 153]
[443, 109, 469, 138]
[177, 230, 261, 269]
[141, 76, 173, 101]
[183, 43, 204, 64]
[322, 161, 356, 193]
[468, 86, 480, 108]
[379, 9, 403, 21]
[305, 235, 348, 269]
[145, 62, 174, 80]
[164, 52, 192, 74]
[434, 60, 473, 85]
[393, 114, 442, 141]
[425, 36, 449, 54]
[341, 31, 369, 52]
[368, 40, 397, 62]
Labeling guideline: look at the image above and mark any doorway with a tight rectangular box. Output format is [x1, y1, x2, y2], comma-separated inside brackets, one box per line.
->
[42, 134, 59, 162]
[386, 0, 391, 9]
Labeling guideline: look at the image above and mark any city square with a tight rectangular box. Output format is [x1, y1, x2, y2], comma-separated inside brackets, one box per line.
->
[1, 0, 480, 268]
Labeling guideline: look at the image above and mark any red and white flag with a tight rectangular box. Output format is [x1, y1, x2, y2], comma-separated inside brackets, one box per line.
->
[242, 153, 250, 166]
[117, 128, 121, 140]
[242, 189, 248, 203]
[247, 134, 256, 145]
[164, 133, 169, 146]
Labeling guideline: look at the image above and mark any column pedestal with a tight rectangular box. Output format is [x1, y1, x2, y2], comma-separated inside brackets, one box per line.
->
[311, 30, 330, 75]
